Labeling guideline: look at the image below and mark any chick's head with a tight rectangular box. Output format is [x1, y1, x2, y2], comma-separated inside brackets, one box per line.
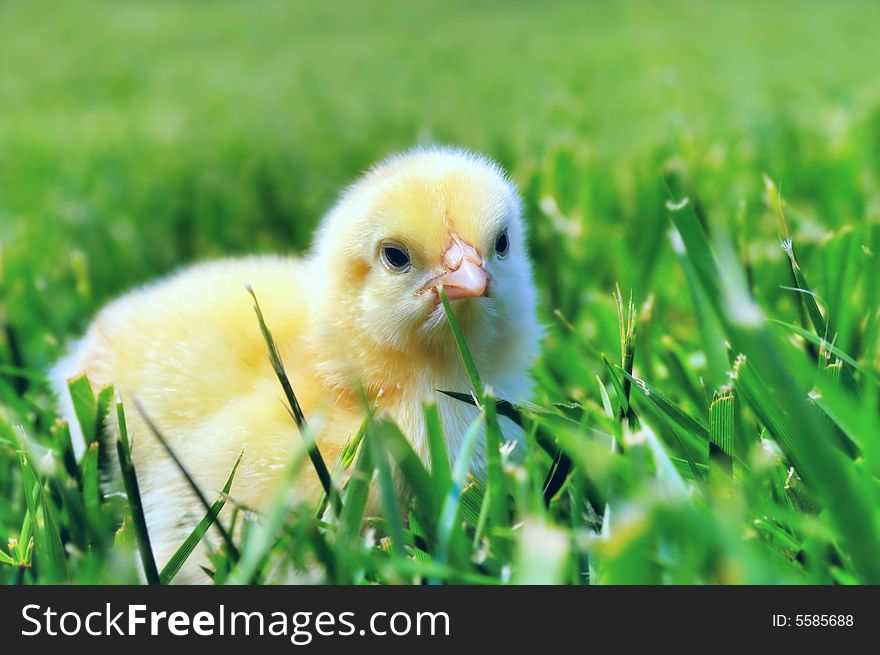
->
[310, 147, 539, 388]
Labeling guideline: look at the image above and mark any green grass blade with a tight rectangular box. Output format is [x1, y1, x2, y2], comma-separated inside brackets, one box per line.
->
[768, 318, 879, 384]
[596, 375, 614, 418]
[134, 399, 240, 564]
[80, 441, 102, 529]
[731, 354, 792, 455]
[438, 389, 523, 426]
[459, 481, 485, 527]
[370, 417, 438, 521]
[160, 451, 243, 584]
[50, 418, 80, 488]
[339, 416, 368, 470]
[602, 356, 639, 427]
[424, 402, 452, 490]
[708, 392, 734, 490]
[782, 239, 828, 340]
[336, 432, 374, 553]
[68, 374, 97, 448]
[613, 286, 639, 420]
[437, 287, 484, 392]
[247, 285, 341, 515]
[435, 416, 482, 568]
[316, 414, 368, 518]
[438, 286, 507, 529]
[17, 450, 67, 582]
[95, 384, 115, 436]
[620, 369, 709, 443]
[114, 401, 160, 584]
[671, 231, 730, 392]
[407, 511, 431, 563]
[366, 415, 406, 559]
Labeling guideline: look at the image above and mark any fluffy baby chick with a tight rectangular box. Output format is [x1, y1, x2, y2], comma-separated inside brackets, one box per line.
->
[51, 146, 541, 582]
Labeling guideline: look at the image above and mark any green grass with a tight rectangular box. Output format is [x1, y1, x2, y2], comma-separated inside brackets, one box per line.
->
[2, 0, 880, 584]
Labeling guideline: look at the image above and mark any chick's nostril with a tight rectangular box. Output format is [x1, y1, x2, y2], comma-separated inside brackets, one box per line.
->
[443, 241, 464, 270]
[443, 236, 482, 271]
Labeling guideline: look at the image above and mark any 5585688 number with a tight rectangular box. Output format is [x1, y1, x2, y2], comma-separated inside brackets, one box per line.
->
[773, 614, 854, 627]
[796, 615, 853, 627]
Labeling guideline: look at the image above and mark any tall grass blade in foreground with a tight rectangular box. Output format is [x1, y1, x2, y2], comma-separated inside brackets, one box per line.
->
[160, 451, 243, 584]
[366, 417, 407, 559]
[435, 416, 482, 569]
[115, 399, 160, 584]
[437, 286, 508, 529]
[424, 402, 452, 489]
[247, 285, 341, 515]
[134, 399, 240, 565]
[334, 433, 374, 583]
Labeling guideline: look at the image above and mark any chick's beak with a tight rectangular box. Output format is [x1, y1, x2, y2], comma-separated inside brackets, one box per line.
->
[437, 237, 489, 300]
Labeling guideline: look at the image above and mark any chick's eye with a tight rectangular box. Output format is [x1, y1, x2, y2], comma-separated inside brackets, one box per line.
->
[495, 229, 510, 258]
[380, 242, 411, 272]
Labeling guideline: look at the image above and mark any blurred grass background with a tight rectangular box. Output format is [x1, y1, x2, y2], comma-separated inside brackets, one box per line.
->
[2, 0, 880, 584]
[3, 0, 880, 353]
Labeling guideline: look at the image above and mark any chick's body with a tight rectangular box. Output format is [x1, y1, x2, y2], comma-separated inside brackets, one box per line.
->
[52, 147, 540, 582]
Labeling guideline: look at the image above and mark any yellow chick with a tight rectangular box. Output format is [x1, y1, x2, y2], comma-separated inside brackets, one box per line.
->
[51, 146, 540, 581]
